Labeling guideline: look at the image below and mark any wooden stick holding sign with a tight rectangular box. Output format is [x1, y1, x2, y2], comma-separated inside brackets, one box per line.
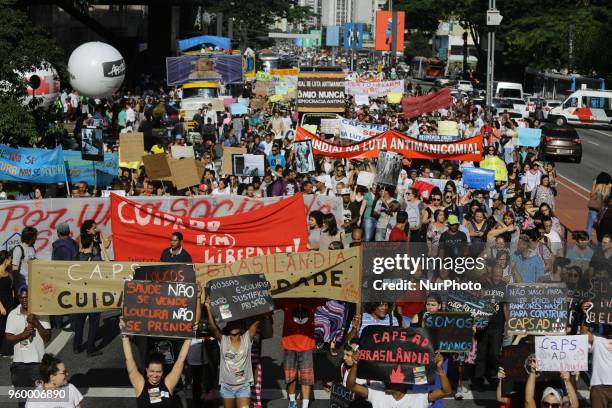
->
[122, 280, 198, 338]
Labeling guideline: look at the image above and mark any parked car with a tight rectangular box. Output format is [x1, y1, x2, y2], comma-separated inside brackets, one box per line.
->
[457, 80, 474, 93]
[540, 124, 582, 163]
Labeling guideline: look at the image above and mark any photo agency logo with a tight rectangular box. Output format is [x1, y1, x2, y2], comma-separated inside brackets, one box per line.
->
[361, 242, 486, 303]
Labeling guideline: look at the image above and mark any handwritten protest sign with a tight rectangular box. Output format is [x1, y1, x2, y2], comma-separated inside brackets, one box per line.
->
[170, 145, 195, 159]
[423, 312, 473, 352]
[500, 343, 556, 394]
[587, 277, 612, 325]
[221, 147, 247, 175]
[357, 326, 436, 385]
[446, 291, 496, 328]
[29, 248, 360, 315]
[206, 275, 274, 323]
[505, 283, 568, 335]
[119, 133, 145, 162]
[169, 158, 201, 189]
[143, 154, 172, 180]
[535, 335, 588, 372]
[329, 383, 354, 408]
[134, 264, 196, 283]
[122, 280, 197, 338]
[356, 171, 375, 188]
[0, 145, 66, 184]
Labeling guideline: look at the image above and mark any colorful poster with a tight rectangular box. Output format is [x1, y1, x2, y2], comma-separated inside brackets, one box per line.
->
[326, 26, 340, 47]
[341, 119, 389, 142]
[0, 145, 65, 184]
[402, 88, 452, 118]
[110, 194, 309, 263]
[343, 23, 363, 49]
[345, 80, 404, 97]
[0, 195, 342, 260]
[63, 150, 118, 187]
[375, 11, 405, 52]
[296, 127, 483, 161]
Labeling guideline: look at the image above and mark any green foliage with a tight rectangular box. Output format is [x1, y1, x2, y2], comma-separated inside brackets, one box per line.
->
[0, 0, 65, 146]
[404, 31, 433, 61]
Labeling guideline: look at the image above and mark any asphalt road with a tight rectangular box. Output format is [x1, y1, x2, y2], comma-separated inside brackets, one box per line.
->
[554, 127, 612, 190]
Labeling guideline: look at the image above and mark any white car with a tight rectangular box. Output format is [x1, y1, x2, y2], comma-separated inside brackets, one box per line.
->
[457, 80, 474, 93]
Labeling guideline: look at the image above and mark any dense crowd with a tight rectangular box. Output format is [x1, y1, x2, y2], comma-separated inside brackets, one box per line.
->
[0, 70, 611, 408]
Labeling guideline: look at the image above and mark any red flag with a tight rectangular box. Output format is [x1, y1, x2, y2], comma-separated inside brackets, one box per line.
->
[402, 88, 452, 118]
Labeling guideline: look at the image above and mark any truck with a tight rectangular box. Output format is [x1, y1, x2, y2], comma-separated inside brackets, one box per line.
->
[179, 81, 221, 130]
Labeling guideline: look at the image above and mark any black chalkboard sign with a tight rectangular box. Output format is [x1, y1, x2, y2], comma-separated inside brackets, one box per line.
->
[329, 383, 354, 408]
[500, 343, 556, 394]
[423, 312, 473, 352]
[206, 274, 274, 324]
[505, 283, 568, 335]
[446, 290, 496, 328]
[357, 326, 436, 385]
[587, 277, 611, 325]
[122, 280, 197, 338]
[133, 264, 196, 283]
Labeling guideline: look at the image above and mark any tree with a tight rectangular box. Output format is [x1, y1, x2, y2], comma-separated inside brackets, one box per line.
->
[0, 0, 65, 146]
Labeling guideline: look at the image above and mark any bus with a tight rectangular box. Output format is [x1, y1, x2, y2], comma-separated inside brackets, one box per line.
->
[411, 57, 445, 80]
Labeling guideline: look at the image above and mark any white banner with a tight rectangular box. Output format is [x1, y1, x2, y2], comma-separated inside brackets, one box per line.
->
[340, 119, 388, 142]
[535, 335, 589, 372]
[0, 195, 342, 260]
[345, 80, 404, 97]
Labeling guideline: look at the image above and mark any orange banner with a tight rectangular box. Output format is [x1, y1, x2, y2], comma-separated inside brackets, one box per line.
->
[296, 127, 483, 161]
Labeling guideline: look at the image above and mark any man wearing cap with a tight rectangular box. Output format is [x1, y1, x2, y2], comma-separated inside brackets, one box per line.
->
[438, 215, 468, 260]
[5, 285, 51, 408]
[51, 223, 78, 330]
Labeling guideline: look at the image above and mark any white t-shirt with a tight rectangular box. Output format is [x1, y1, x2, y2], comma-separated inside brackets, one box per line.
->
[126, 107, 136, 123]
[590, 335, 612, 387]
[25, 383, 83, 408]
[367, 388, 429, 408]
[12, 245, 36, 284]
[5, 306, 50, 363]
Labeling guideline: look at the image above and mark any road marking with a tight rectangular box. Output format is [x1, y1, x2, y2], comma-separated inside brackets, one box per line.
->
[46, 330, 73, 355]
[589, 129, 612, 138]
[0, 386, 591, 401]
[585, 140, 600, 146]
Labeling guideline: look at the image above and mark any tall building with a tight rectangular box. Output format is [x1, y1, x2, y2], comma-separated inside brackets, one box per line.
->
[321, 0, 354, 26]
[298, 0, 321, 28]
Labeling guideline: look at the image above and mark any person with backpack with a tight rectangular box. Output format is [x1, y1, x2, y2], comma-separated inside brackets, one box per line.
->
[11, 227, 37, 288]
[50, 223, 78, 330]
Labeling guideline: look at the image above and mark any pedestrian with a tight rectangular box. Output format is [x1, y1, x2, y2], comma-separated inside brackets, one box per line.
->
[586, 172, 612, 240]
[11, 227, 37, 287]
[0, 250, 15, 356]
[524, 357, 578, 408]
[160, 232, 192, 262]
[24, 354, 83, 408]
[50, 223, 78, 330]
[5, 285, 51, 408]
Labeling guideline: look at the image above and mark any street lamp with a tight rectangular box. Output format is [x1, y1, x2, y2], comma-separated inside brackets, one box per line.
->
[486, 1, 503, 106]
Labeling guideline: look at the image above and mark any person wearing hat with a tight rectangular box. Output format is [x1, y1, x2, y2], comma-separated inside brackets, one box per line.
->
[438, 214, 468, 260]
[524, 356, 578, 408]
[50, 223, 78, 330]
[5, 285, 51, 408]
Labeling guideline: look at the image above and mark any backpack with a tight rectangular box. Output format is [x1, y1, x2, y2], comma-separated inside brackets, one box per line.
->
[11, 244, 25, 274]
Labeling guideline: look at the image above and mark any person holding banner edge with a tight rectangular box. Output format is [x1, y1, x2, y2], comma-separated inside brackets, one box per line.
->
[347, 349, 451, 408]
[119, 285, 202, 408]
[524, 357, 578, 408]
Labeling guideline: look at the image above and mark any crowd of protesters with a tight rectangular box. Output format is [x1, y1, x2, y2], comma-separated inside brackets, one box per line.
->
[0, 66, 611, 408]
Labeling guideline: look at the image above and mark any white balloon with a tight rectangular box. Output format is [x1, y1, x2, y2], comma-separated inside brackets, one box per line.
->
[68, 42, 125, 98]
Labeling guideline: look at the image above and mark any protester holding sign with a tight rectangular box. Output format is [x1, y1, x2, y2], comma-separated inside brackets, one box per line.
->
[347, 349, 451, 408]
[119, 284, 201, 408]
[524, 357, 578, 408]
[205, 296, 261, 408]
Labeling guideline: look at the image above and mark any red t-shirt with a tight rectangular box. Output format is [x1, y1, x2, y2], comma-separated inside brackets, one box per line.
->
[389, 226, 408, 241]
[277, 299, 323, 351]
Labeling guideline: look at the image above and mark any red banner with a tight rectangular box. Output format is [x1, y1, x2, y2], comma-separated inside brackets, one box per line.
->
[296, 127, 483, 161]
[110, 194, 309, 263]
[402, 88, 452, 118]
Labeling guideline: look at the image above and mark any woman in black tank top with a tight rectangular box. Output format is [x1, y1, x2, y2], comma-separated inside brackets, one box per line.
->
[120, 288, 201, 408]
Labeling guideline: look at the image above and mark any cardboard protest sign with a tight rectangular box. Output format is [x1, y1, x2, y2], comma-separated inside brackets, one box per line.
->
[119, 133, 145, 162]
[357, 326, 436, 385]
[230, 102, 248, 115]
[423, 312, 473, 352]
[438, 121, 459, 136]
[171, 145, 195, 159]
[356, 171, 375, 188]
[297, 72, 346, 113]
[320, 118, 341, 135]
[122, 280, 197, 338]
[505, 283, 568, 335]
[210, 99, 225, 112]
[250, 98, 266, 110]
[535, 335, 588, 372]
[134, 264, 196, 283]
[143, 154, 172, 180]
[206, 274, 274, 323]
[169, 158, 201, 190]
[354, 94, 369, 106]
[221, 147, 247, 175]
[387, 92, 402, 104]
[329, 383, 354, 408]
[446, 291, 496, 328]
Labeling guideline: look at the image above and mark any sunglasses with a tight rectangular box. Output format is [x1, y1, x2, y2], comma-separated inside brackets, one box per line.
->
[431, 197, 441, 201]
[541, 403, 560, 408]
[567, 273, 580, 278]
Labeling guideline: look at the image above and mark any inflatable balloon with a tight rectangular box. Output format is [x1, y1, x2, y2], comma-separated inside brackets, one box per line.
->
[23, 63, 61, 109]
[68, 42, 125, 98]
